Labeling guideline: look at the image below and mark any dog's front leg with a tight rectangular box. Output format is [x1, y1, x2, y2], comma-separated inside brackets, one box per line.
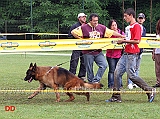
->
[28, 83, 46, 99]
[55, 92, 60, 102]
[52, 84, 60, 102]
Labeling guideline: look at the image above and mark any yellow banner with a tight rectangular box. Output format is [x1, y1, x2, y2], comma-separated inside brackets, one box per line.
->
[0, 37, 159, 52]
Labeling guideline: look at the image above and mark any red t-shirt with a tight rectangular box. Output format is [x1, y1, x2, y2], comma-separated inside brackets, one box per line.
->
[124, 23, 141, 54]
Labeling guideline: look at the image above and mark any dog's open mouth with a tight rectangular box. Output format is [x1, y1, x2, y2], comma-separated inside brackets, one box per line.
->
[28, 77, 33, 83]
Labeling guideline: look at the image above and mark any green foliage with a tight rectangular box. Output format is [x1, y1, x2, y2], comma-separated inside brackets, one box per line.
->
[0, 0, 160, 34]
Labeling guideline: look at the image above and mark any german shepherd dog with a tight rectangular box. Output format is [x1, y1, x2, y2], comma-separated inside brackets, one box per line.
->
[24, 63, 103, 102]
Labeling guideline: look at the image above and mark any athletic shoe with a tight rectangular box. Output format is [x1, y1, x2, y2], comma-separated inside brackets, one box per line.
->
[105, 98, 122, 103]
[128, 84, 133, 89]
[153, 84, 160, 88]
[148, 88, 156, 103]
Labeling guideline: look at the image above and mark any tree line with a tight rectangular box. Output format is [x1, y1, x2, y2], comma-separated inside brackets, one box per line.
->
[0, 0, 160, 39]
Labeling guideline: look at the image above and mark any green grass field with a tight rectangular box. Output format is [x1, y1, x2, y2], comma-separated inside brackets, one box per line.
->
[0, 52, 159, 119]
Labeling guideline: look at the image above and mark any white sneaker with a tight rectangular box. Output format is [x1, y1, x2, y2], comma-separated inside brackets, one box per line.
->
[133, 84, 139, 88]
[128, 84, 133, 89]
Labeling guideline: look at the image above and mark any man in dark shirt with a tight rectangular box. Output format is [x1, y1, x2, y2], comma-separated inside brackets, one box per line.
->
[68, 13, 87, 79]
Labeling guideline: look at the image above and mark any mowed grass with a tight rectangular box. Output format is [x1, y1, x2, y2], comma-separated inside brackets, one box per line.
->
[0, 52, 160, 119]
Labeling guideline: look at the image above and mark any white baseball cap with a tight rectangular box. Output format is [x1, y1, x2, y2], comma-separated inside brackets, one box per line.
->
[77, 13, 87, 18]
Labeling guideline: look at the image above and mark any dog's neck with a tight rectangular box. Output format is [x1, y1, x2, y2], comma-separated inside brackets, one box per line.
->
[35, 66, 54, 78]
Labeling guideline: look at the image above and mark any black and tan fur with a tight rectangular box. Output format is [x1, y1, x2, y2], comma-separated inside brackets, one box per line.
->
[24, 63, 103, 102]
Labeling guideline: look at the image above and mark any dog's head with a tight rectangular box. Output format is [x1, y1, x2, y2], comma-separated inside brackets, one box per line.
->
[24, 63, 37, 83]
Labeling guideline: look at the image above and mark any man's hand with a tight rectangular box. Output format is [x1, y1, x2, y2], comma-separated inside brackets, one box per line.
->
[117, 39, 125, 44]
[121, 35, 125, 38]
[152, 53, 155, 61]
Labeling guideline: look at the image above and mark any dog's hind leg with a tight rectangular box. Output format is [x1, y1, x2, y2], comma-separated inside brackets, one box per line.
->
[74, 92, 90, 101]
[63, 84, 75, 102]
[28, 83, 46, 99]
[85, 92, 90, 101]
[65, 92, 75, 102]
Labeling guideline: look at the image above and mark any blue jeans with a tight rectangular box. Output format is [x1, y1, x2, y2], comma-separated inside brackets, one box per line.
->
[114, 54, 151, 91]
[84, 52, 107, 83]
[128, 53, 142, 84]
[107, 57, 123, 88]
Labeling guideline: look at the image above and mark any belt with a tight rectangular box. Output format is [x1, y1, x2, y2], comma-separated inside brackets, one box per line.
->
[123, 52, 138, 55]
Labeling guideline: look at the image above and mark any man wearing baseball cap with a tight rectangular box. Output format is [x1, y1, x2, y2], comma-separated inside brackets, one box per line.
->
[137, 13, 146, 36]
[138, 13, 145, 18]
[68, 13, 87, 80]
[77, 13, 87, 18]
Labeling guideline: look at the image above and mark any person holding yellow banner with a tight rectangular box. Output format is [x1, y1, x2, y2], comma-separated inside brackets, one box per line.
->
[106, 8, 156, 103]
[71, 13, 124, 83]
[127, 12, 146, 89]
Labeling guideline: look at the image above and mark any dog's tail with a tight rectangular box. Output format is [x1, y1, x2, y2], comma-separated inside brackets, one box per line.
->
[84, 82, 103, 89]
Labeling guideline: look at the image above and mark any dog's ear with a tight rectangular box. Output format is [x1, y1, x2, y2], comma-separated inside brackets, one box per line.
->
[32, 63, 37, 72]
[34, 63, 37, 67]
[29, 63, 33, 68]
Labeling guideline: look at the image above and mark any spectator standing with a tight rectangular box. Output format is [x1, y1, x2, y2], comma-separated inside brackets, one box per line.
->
[71, 13, 124, 83]
[106, 19, 124, 88]
[68, 13, 87, 79]
[152, 19, 160, 88]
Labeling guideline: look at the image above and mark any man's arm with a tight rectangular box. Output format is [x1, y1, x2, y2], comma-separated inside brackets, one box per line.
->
[68, 23, 78, 38]
[152, 48, 156, 61]
[105, 27, 125, 38]
[71, 31, 82, 39]
[112, 31, 125, 38]
[117, 39, 140, 44]
[71, 26, 83, 39]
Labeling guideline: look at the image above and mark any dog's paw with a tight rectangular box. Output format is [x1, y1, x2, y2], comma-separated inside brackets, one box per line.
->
[55, 99, 60, 102]
[28, 96, 33, 99]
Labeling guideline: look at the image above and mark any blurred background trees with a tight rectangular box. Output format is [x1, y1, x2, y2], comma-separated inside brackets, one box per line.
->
[0, 0, 159, 39]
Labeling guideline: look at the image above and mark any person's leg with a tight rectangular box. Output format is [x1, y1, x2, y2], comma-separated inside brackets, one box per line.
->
[126, 54, 151, 89]
[78, 51, 86, 78]
[106, 57, 115, 88]
[107, 57, 121, 88]
[69, 50, 80, 75]
[93, 52, 107, 83]
[126, 54, 155, 102]
[128, 79, 133, 84]
[106, 55, 126, 102]
[127, 54, 142, 89]
[135, 53, 142, 76]
[115, 58, 123, 87]
[132, 53, 142, 88]
[83, 54, 94, 83]
[128, 79, 133, 87]
[153, 54, 160, 87]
